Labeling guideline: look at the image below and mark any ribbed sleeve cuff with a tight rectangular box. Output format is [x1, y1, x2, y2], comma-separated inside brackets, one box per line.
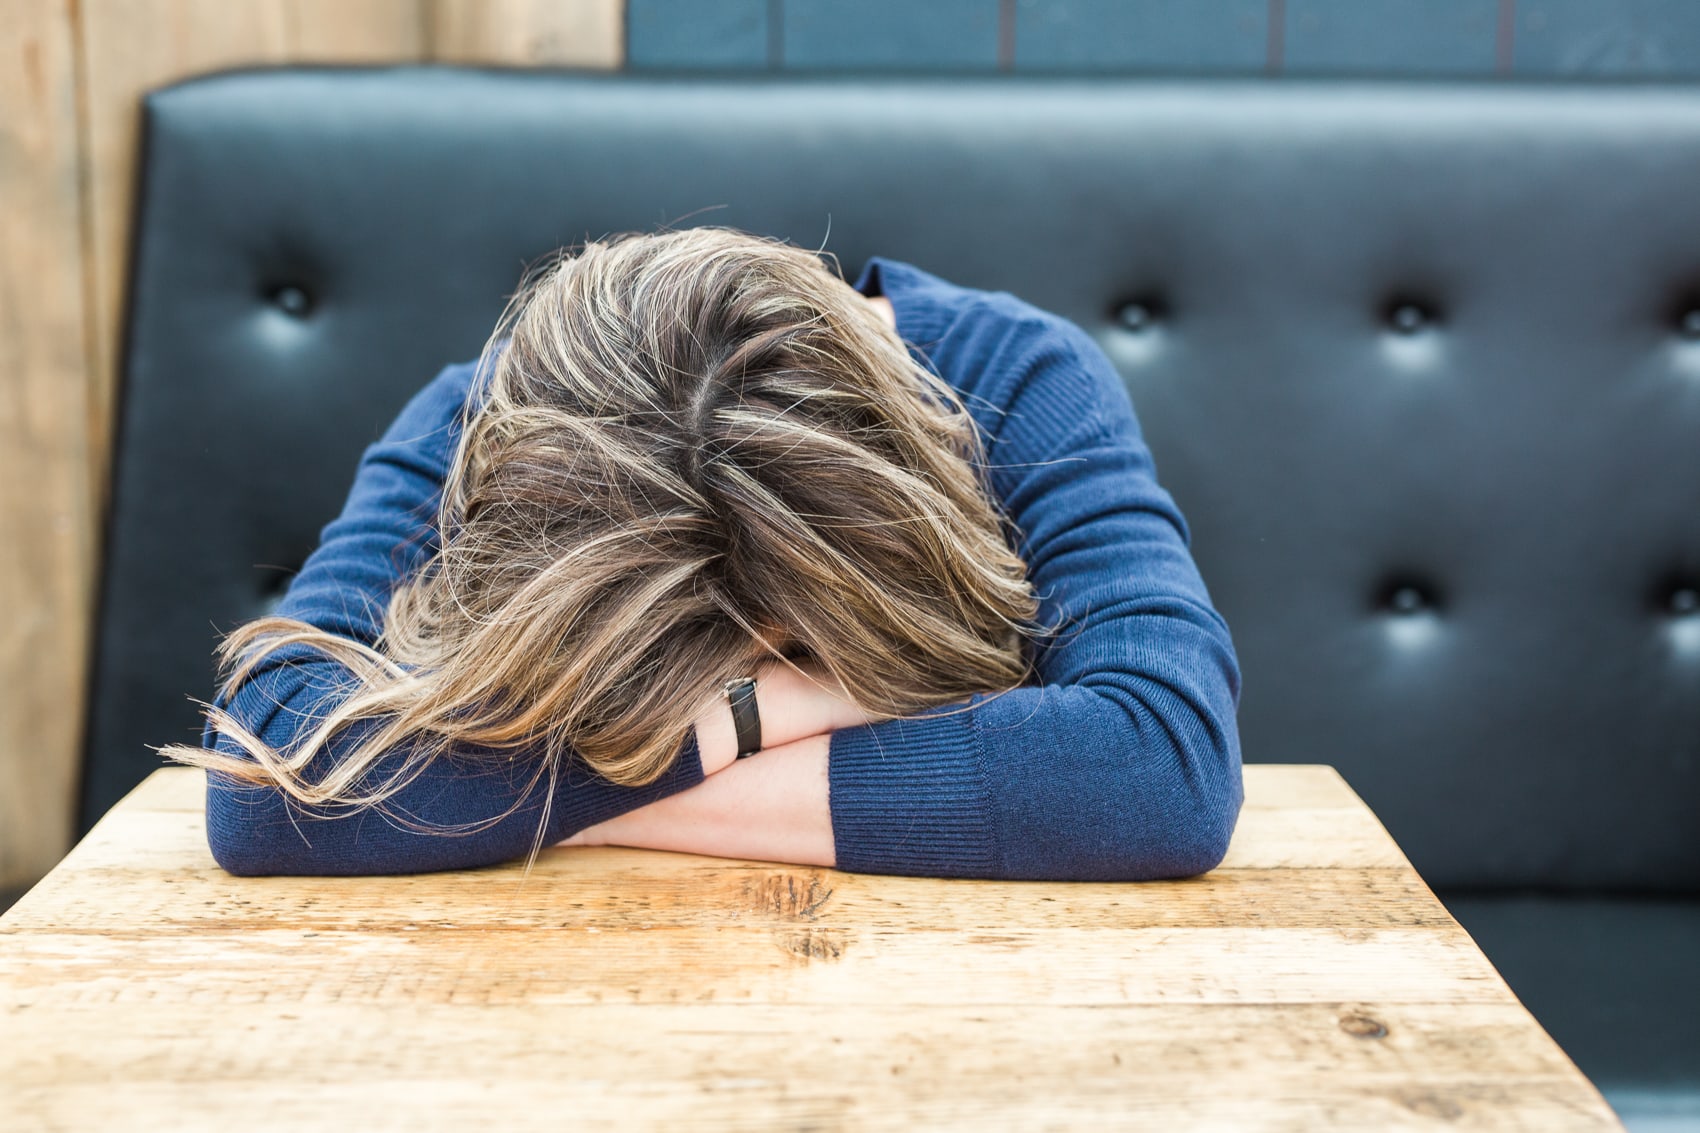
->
[546, 729, 708, 841]
[827, 703, 999, 878]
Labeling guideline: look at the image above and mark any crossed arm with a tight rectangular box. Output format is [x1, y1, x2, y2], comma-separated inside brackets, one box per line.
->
[205, 281, 1242, 880]
[558, 296, 901, 866]
[563, 663, 861, 866]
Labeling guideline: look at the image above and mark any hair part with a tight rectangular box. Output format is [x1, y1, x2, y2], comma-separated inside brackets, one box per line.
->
[163, 226, 1044, 834]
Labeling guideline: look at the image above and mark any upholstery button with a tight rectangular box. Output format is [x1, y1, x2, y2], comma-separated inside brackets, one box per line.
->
[271, 285, 312, 318]
[1389, 303, 1428, 334]
[1389, 585, 1426, 614]
[1115, 301, 1155, 332]
[1680, 309, 1700, 339]
[1672, 587, 1699, 615]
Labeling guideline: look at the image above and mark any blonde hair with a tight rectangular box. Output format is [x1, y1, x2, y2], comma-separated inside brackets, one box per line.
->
[163, 226, 1042, 827]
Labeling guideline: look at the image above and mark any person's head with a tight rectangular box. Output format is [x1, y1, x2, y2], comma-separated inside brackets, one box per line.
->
[172, 226, 1042, 816]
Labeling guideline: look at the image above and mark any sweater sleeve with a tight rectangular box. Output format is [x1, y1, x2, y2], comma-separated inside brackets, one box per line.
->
[826, 277, 1244, 881]
[201, 360, 706, 876]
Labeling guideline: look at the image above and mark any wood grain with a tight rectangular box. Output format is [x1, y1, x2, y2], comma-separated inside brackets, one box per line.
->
[4, 1004, 1619, 1132]
[0, 765, 1623, 1130]
[0, 0, 96, 891]
[427, 0, 624, 66]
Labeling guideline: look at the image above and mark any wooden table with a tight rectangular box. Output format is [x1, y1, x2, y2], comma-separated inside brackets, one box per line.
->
[2, 765, 1620, 1131]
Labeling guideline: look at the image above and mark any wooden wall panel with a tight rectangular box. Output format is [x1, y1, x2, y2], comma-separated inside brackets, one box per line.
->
[0, 0, 624, 898]
[0, 0, 95, 889]
[429, 0, 624, 67]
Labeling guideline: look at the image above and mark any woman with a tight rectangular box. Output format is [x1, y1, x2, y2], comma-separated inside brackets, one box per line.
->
[164, 226, 1242, 880]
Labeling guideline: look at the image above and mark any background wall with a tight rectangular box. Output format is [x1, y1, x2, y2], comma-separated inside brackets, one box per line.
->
[3, 0, 1696, 903]
[624, 0, 1700, 77]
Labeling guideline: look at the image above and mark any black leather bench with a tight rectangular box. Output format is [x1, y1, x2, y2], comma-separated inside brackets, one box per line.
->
[88, 67, 1700, 1127]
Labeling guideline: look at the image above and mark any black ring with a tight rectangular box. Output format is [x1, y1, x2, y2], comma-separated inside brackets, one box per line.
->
[724, 676, 762, 758]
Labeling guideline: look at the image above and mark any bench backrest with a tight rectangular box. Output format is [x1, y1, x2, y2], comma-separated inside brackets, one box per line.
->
[90, 68, 1700, 892]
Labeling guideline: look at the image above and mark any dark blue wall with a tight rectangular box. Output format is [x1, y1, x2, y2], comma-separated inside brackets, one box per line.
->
[626, 0, 1700, 79]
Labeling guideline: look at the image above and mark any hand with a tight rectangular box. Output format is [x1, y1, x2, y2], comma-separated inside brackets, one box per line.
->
[693, 655, 877, 775]
[561, 732, 835, 864]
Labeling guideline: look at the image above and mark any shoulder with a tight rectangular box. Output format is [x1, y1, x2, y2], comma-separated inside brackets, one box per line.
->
[855, 255, 1077, 348]
[379, 356, 486, 449]
[855, 256, 1137, 452]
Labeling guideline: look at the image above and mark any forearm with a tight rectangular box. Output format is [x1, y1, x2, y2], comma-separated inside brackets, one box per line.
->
[689, 653, 874, 770]
[211, 620, 859, 875]
[571, 648, 889, 866]
[564, 733, 834, 866]
[206, 661, 710, 876]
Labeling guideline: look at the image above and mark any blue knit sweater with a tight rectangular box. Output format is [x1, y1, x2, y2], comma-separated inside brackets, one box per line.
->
[203, 256, 1243, 881]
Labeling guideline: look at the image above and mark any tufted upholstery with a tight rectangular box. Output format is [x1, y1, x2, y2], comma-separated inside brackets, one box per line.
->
[88, 68, 1698, 1115]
